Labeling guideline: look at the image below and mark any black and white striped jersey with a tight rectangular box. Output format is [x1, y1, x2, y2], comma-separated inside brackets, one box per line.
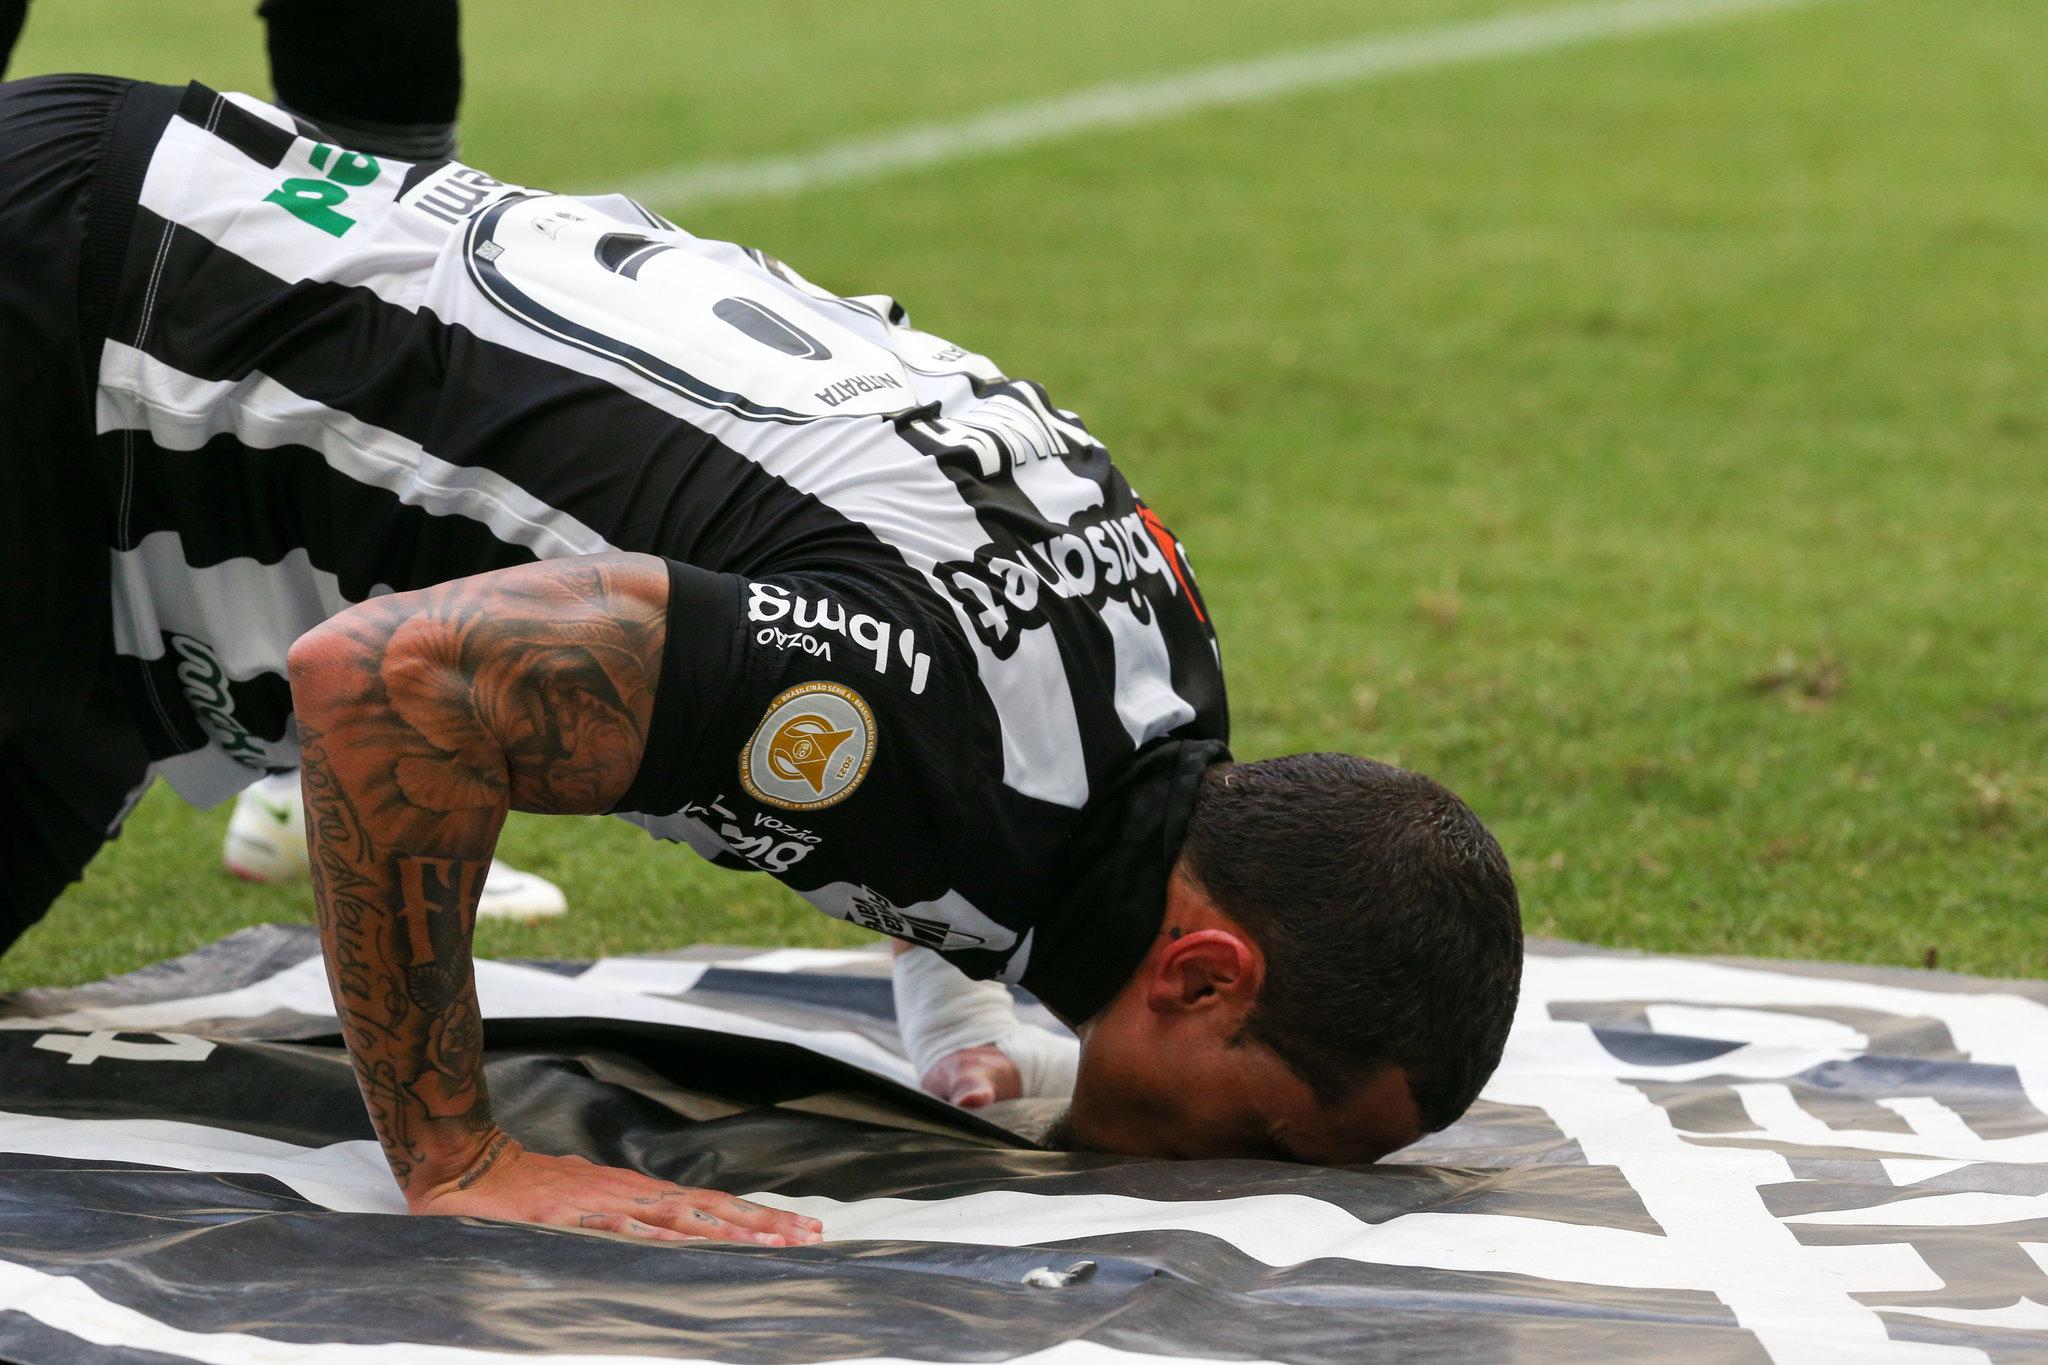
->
[95, 83, 1227, 1018]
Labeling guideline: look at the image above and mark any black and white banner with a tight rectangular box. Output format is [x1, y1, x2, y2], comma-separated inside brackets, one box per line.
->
[1, 926, 2045, 1363]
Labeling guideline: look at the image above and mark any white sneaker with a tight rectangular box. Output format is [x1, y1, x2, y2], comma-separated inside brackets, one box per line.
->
[473, 862, 569, 922]
[225, 773, 569, 921]
[223, 773, 307, 883]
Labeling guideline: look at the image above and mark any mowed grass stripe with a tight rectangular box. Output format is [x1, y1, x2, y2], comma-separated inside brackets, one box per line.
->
[614, 0, 1870, 208]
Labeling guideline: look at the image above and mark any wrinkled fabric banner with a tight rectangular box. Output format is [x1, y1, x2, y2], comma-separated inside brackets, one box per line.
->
[1, 926, 2045, 1363]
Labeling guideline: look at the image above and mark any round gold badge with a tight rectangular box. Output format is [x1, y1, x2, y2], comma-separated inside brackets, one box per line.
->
[740, 682, 877, 811]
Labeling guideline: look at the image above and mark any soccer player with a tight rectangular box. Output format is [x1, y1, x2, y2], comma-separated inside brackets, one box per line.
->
[0, 74, 1523, 1246]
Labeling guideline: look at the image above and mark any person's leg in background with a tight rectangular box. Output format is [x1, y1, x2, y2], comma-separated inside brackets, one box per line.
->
[0, 1, 27, 77]
[5, 0, 461, 159]
[259, 0, 462, 160]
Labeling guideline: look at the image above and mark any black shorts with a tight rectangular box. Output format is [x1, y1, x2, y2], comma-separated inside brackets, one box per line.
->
[0, 665, 152, 950]
[0, 74, 174, 945]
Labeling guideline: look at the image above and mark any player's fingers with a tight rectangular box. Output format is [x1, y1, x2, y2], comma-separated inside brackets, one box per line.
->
[704, 1194, 825, 1240]
[619, 1217, 698, 1243]
[572, 1211, 704, 1244]
[678, 1200, 816, 1246]
[643, 1182, 820, 1234]
[620, 1177, 822, 1242]
[631, 1198, 796, 1246]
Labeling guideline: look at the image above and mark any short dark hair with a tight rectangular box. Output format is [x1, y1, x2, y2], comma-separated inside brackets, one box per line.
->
[1178, 753, 1523, 1132]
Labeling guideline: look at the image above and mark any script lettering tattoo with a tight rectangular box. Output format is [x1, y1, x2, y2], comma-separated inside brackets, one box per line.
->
[456, 1131, 515, 1190]
[293, 555, 666, 1199]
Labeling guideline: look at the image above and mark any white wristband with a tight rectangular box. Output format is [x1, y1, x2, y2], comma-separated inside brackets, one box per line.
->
[994, 1019, 1080, 1100]
[890, 947, 1080, 1099]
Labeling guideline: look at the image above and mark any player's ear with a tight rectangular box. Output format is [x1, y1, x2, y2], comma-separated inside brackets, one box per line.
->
[1145, 929, 1261, 1018]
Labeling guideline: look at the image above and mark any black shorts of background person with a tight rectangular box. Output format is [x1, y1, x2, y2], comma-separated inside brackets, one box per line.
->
[0, 3, 21, 76]
[0, 0, 461, 160]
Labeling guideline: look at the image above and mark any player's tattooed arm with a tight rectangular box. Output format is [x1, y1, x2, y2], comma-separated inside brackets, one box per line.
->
[289, 553, 822, 1248]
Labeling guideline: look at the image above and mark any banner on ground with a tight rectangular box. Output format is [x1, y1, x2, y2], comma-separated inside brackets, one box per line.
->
[1, 925, 2045, 1363]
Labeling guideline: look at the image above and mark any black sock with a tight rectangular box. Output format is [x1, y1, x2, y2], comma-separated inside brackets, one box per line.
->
[1, 0, 29, 79]
[258, 0, 462, 160]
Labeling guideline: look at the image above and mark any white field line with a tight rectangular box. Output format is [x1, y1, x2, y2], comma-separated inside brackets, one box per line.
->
[613, 0, 1863, 208]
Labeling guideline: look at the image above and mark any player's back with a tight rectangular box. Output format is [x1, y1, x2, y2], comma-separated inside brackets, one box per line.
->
[97, 86, 1227, 1005]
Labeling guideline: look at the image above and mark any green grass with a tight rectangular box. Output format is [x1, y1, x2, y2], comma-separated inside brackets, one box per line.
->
[7, 0, 2045, 990]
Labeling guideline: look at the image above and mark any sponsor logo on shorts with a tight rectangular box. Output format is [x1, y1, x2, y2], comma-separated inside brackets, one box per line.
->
[740, 682, 876, 811]
[747, 584, 931, 694]
[168, 634, 267, 769]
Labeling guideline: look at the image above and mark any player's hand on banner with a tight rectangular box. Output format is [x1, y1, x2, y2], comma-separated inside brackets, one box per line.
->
[921, 1044, 1023, 1108]
[413, 1132, 825, 1246]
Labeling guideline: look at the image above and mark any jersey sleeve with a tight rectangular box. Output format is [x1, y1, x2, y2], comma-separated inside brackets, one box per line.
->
[613, 559, 1037, 978]
[612, 559, 755, 817]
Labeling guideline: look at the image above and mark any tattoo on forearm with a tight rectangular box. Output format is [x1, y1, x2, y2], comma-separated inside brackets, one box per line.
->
[295, 556, 666, 1196]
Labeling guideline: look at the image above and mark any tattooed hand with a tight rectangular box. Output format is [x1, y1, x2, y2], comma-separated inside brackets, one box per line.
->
[288, 553, 823, 1246]
[418, 1133, 824, 1246]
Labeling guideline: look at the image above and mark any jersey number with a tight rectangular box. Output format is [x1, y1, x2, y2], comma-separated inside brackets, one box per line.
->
[464, 194, 915, 424]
